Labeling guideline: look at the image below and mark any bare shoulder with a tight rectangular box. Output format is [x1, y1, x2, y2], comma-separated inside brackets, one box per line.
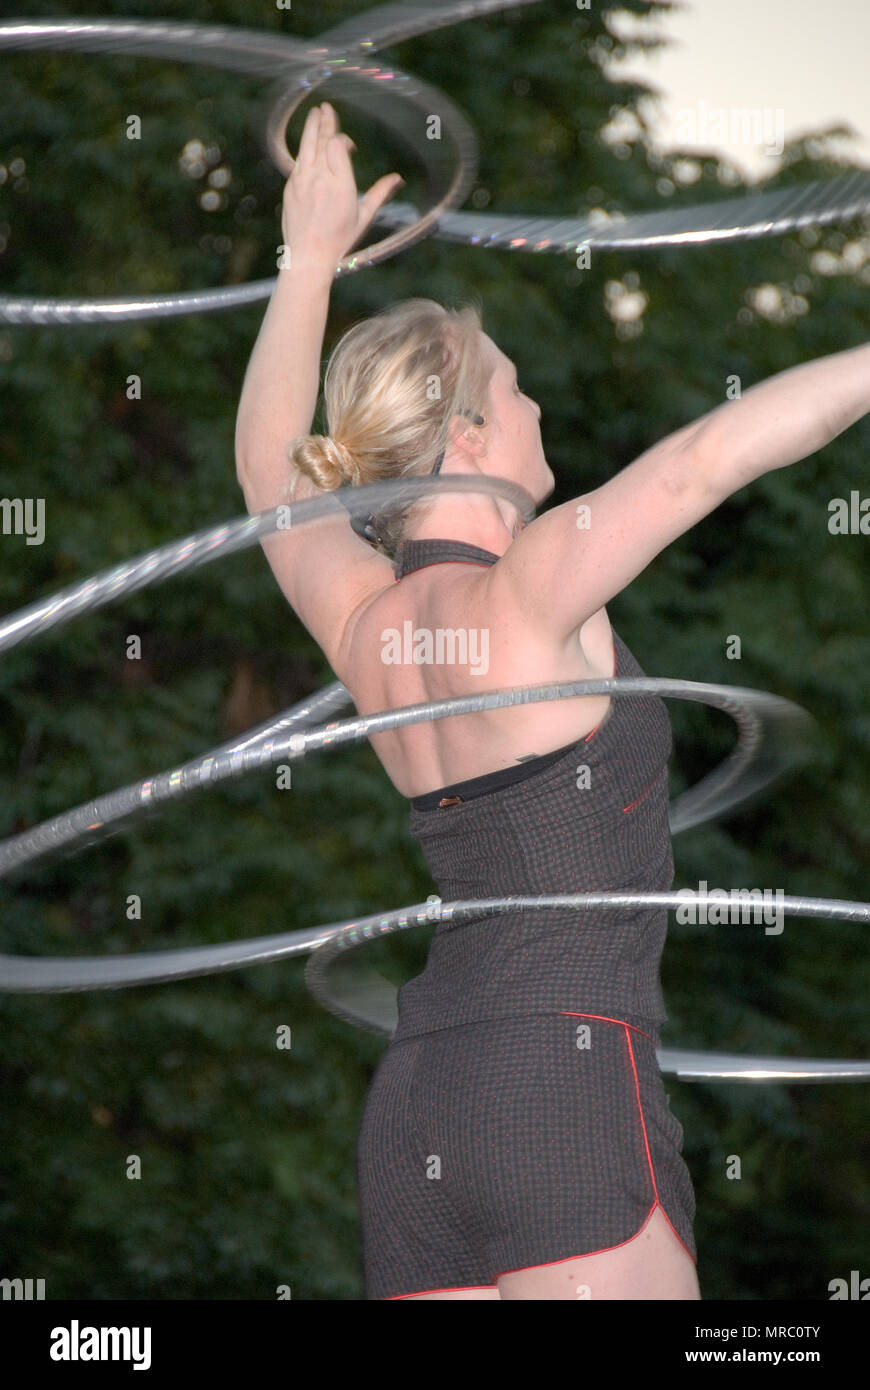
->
[484, 436, 719, 644]
[341, 547, 613, 686]
[238, 469, 395, 676]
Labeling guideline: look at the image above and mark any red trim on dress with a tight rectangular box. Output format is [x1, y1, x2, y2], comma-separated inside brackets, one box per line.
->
[558, 1011, 655, 1044]
[385, 1281, 498, 1299]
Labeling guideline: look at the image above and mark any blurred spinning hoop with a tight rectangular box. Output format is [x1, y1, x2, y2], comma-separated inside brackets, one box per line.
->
[1, 4, 869, 1083]
[2, 2, 870, 320]
[0, 476, 867, 1083]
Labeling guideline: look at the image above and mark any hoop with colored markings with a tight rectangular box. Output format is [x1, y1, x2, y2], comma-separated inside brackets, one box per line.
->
[3, 4, 870, 321]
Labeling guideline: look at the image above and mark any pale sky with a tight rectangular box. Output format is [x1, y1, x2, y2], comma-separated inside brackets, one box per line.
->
[604, 0, 870, 182]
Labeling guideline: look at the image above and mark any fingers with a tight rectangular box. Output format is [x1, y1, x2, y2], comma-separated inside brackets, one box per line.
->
[296, 100, 336, 171]
[325, 132, 357, 176]
[315, 100, 337, 162]
[296, 100, 397, 217]
[296, 101, 354, 177]
[356, 172, 405, 228]
[296, 103, 322, 170]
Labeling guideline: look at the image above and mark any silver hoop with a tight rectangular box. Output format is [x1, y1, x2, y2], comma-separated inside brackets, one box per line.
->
[0, 4, 507, 318]
[4, 7, 870, 321]
[0, 474, 865, 1082]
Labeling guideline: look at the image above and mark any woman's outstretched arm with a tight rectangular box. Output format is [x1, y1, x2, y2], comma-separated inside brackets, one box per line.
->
[235, 101, 403, 511]
[490, 338, 870, 642]
[683, 339, 870, 490]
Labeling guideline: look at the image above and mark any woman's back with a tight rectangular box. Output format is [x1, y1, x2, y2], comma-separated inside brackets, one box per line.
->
[339, 538, 616, 799]
[335, 537, 676, 1044]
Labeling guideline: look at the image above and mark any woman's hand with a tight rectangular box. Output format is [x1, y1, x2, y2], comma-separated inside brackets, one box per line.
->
[281, 101, 404, 274]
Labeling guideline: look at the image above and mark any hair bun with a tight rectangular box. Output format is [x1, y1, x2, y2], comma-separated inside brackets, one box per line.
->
[287, 432, 358, 493]
[322, 436, 355, 482]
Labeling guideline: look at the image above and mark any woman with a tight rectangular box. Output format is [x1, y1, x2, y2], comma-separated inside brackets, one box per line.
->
[235, 102, 870, 1300]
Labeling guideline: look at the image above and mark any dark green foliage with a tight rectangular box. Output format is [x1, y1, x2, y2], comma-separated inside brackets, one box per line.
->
[1, 0, 869, 1299]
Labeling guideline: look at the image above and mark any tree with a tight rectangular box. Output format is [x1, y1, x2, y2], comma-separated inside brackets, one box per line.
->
[1, 0, 868, 1299]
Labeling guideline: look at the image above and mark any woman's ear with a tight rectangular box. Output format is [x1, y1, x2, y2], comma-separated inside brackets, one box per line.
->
[446, 411, 487, 461]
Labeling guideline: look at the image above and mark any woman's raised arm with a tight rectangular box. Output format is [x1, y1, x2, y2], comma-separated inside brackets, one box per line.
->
[234, 259, 333, 511]
[234, 101, 403, 510]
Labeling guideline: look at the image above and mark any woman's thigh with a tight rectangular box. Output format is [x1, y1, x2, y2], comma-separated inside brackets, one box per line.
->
[497, 1205, 700, 1300]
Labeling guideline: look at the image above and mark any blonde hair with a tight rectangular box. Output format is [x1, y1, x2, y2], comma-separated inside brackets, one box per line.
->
[286, 296, 494, 557]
